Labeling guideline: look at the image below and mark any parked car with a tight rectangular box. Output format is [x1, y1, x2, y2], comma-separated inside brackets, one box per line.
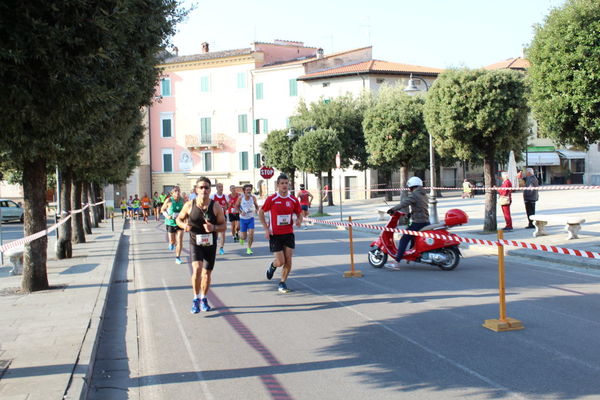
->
[0, 199, 24, 223]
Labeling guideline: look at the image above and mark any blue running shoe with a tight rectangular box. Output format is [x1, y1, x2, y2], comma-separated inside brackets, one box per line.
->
[266, 263, 276, 280]
[168, 243, 175, 251]
[278, 282, 292, 293]
[175, 257, 183, 264]
[200, 298, 211, 312]
[218, 247, 224, 255]
[191, 299, 200, 314]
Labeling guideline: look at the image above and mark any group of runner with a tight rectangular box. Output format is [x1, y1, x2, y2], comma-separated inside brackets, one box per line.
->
[120, 192, 168, 222]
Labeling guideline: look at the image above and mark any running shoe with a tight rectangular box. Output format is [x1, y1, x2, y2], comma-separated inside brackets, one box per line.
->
[191, 299, 200, 314]
[278, 282, 291, 293]
[233, 235, 239, 242]
[303, 225, 308, 230]
[175, 257, 183, 264]
[235, 233, 239, 241]
[246, 248, 253, 255]
[384, 261, 402, 271]
[240, 238, 245, 245]
[266, 263, 276, 280]
[218, 247, 224, 255]
[168, 243, 175, 251]
[200, 298, 211, 312]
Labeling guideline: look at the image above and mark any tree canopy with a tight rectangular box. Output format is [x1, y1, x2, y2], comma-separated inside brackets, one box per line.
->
[527, 0, 600, 148]
[260, 129, 296, 176]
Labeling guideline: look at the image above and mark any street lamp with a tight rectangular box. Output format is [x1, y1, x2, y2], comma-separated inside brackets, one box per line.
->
[404, 73, 438, 224]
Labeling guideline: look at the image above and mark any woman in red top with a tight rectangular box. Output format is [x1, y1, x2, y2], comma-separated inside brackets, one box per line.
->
[498, 172, 513, 231]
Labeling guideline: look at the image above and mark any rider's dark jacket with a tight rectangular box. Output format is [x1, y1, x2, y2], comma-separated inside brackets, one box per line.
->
[390, 186, 430, 223]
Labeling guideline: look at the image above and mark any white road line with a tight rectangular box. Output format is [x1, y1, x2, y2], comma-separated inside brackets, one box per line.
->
[162, 278, 215, 400]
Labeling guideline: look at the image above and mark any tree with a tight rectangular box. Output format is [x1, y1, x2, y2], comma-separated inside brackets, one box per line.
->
[292, 129, 341, 214]
[260, 129, 296, 189]
[363, 86, 429, 201]
[527, 0, 600, 148]
[423, 69, 529, 231]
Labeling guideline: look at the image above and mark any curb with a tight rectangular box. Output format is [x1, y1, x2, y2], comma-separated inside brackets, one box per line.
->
[63, 218, 126, 400]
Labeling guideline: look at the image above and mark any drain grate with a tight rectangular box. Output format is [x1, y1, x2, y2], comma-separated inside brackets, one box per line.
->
[113, 279, 132, 284]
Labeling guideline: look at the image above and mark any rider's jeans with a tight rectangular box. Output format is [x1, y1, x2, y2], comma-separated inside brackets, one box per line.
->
[396, 222, 429, 261]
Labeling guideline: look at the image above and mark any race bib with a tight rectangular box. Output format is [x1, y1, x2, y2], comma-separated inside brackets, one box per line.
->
[277, 214, 291, 226]
[172, 212, 179, 219]
[196, 234, 213, 246]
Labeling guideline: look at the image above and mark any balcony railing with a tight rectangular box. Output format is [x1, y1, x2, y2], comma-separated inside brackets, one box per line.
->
[185, 133, 225, 150]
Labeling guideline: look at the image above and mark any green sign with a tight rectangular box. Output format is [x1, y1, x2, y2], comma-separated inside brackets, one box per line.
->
[527, 146, 555, 152]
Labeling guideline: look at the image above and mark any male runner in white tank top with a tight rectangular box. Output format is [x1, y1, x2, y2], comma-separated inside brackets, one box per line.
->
[235, 183, 259, 255]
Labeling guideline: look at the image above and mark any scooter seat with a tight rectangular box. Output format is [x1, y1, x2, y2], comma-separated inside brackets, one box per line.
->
[419, 223, 447, 231]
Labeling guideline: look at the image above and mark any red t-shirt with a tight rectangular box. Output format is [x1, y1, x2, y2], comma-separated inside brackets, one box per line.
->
[228, 194, 240, 214]
[211, 193, 229, 211]
[297, 190, 311, 206]
[262, 193, 301, 235]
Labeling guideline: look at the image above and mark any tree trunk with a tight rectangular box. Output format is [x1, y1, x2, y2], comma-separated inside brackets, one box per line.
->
[327, 169, 334, 206]
[317, 172, 324, 214]
[82, 181, 93, 235]
[483, 154, 497, 232]
[56, 167, 73, 259]
[71, 179, 86, 243]
[398, 166, 410, 225]
[21, 158, 49, 292]
[384, 170, 394, 202]
[95, 183, 104, 220]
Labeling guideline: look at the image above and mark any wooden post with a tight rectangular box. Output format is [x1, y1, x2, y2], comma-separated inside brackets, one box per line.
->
[483, 230, 524, 332]
[343, 216, 363, 278]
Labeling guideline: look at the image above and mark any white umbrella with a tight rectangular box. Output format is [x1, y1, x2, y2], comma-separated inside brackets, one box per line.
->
[507, 150, 518, 188]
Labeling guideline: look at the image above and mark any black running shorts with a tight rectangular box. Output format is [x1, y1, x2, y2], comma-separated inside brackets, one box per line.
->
[189, 240, 217, 270]
[166, 224, 182, 233]
[269, 233, 295, 253]
[228, 213, 240, 222]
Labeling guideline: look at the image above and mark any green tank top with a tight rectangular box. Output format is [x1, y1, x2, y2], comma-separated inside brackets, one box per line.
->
[159, 194, 167, 203]
[166, 198, 184, 226]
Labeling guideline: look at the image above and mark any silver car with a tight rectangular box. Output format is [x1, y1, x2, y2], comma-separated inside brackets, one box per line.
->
[0, 199, 24, 223]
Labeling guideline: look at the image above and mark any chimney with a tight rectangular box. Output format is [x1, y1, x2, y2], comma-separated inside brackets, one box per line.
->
[317, 48, 324, 59]
[201, 42, 209, 53]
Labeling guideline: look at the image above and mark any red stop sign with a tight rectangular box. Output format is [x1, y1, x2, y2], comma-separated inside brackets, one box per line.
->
[259, 166, 275, 179]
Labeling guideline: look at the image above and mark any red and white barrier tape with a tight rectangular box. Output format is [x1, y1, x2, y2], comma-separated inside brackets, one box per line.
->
[0, 201, 105, 253]
[320, 185, 600, 193]
[304, 217, 600, 260]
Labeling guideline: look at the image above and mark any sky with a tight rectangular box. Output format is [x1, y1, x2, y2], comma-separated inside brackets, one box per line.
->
[171, 0, 567, 69]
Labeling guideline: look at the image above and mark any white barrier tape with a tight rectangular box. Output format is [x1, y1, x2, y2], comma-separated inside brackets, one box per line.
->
[0, 200, 106, 254]
[320, 185, 600, 193]
[304, 217, 600, 260]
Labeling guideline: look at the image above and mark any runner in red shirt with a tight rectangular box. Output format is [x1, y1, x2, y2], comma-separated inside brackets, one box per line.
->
[210, 182, 229, 255]
[259, 173, 302, 293]
[296, 184, 313, 230]
[227, 185, 241, 242]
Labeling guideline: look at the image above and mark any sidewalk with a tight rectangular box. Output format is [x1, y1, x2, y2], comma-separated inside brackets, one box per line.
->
[318, 187, 600, 269]
[0, 217, 125, 400]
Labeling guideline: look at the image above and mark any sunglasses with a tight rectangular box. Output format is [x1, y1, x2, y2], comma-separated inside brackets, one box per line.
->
[197, 185, 210, 190]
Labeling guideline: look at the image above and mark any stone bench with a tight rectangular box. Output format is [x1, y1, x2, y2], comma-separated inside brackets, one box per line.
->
[5, 246, 24, 275]
[529, 214, 585, 240]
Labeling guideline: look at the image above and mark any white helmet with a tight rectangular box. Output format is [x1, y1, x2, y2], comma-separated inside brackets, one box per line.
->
[407, 176, 423, 188]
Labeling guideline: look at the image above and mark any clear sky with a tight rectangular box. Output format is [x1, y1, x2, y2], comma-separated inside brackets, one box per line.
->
[171, 0, 566, 69]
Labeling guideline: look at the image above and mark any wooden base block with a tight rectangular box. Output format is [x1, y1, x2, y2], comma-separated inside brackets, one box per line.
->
[343, 270, 363, 278]
[482, 318, 524, 332]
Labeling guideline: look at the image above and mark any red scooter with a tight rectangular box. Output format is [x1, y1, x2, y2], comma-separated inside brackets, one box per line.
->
[368, 209, 469, 271]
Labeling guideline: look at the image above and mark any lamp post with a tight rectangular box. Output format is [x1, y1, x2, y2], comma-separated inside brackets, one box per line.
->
[404, 73, 438, 223]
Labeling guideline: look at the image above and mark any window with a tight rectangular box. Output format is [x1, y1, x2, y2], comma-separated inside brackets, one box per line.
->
[289, 79, 298, 96]
[322, 82, 330, 87]
[160, 114, 173, 138]
[254, 119, 268, 134]
[162, 149, 173, 172]
[323, 98, 331, 104]
[200, 117, 211, 144]
[238, 114, 248, 133]
[256, 82, 264, 100]
[202, 151, 212, 171]
[200, 75, 210, 92]
[254, 153, 261, 168]
[239, 151, 249, 170]
[237, 72, 246, 89]
[573, 159, 585, 173]
[161, 78, 171, 96]
[376, 78, 385, 84]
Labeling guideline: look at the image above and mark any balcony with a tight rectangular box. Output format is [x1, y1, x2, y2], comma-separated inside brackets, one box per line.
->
[185, 133, 225, 150]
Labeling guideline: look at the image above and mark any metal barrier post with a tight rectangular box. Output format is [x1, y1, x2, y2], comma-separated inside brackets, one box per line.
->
[483, 230, 524, 332]
[111, 214, 114, 232]
[343, 216, 363, 278]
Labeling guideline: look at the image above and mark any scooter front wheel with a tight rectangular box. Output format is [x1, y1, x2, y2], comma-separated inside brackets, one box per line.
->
[435, 247, 460, 271]
[368, 247, 388, 268]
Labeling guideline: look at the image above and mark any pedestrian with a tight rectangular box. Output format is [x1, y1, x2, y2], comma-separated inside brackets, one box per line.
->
[236, 183, 259, 255]
[227, 185, 241, 242]
[259, 173, 303, 293]
[176, 177, 227, 313]
[152, 191, 161, 221]
[322, 184, 330, 203]
[461, 179, 473, 198]
[498, 172, 513, 231]
[189, 187, 197, 201]
[210, 182, 229, 255]
[161, 186, 185, 264]
[297, 184, 313, 229]
[127, 195, 134, 219]
[120, 198, 127, 218]
[132, 194, 141, 220]
[384, 176, 430, 270]
[524, 167, 539, 229]
[141, 193, 152, 223]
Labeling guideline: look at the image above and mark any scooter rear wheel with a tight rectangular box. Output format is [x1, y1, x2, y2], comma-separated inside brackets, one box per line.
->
[368, 247, 388, 268]
[435, 247, 460, 271]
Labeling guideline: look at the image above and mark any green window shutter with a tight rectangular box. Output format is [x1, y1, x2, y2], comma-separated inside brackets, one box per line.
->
[262, 119, 268, 134]
[254, 119, 259, 134]
[238, 114, 248, 133]
[200, 118, 211, 144]
[240, 152, 248, 170]
[161, 79, 171, 96]
[289, 79, 297, 96]
[256, 83, 263, 100]
[237, 72, 246, 89]
[200, 76, 209, 92]
[203, 152, 212, 171]
[163, 153, 172, 172]
[162, 119, 172, 137]
[254, 153, 261, 168]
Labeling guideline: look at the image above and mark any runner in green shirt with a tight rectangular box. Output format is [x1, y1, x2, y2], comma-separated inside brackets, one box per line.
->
[161, 186, 185, 264]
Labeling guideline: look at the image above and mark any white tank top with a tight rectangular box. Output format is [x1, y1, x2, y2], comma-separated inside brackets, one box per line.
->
[240, 196, 255, 219]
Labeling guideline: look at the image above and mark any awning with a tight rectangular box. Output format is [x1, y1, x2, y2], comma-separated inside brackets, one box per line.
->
[556, 149, 586, 159]
[525, 152, 560, 166]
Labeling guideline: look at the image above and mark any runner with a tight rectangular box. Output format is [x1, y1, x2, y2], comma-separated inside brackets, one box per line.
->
[119, 198, 127, 218]
[161, 186, 185, 264]
[297, 184, 313, 229]
[210, 182, 229, 255]
[132, 194, 141, 220]
[259, 173, 303, 293]
[141, 193, 151, 223]
[227, 185, 241, 242]
[126, 195, 134, 219]
[176, 177, 227, 313]
[152, 191, 161, 221]
[236, 183, 259, 255]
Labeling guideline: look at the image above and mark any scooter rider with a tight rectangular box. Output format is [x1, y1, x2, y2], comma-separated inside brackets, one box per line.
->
[385, 176, 430, 270]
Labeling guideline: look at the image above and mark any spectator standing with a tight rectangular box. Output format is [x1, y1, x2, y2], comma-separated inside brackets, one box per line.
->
[524, 167, 539, 229]
[498, 172, 513, 231]
[461, 179, 473, 198]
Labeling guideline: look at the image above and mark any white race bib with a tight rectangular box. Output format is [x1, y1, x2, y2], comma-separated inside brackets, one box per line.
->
[196, 234, 213, 246]
[277, 214, 291, 226]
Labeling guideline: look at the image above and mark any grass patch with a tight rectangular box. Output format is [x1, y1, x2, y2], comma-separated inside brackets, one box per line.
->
[310, 212, 330, 217]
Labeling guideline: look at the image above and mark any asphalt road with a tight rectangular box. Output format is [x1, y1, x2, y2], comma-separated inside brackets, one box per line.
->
[88, 219, 600, 400]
